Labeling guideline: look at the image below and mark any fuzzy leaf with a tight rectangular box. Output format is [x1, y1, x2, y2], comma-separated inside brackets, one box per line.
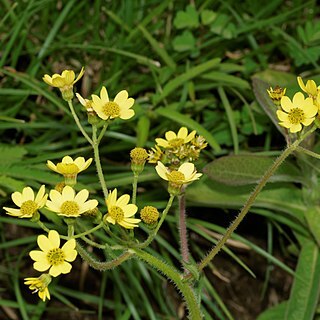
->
[204, 154, 302, 186]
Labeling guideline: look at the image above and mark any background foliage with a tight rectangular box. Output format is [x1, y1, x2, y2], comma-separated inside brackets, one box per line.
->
[1, 0, 320, 319]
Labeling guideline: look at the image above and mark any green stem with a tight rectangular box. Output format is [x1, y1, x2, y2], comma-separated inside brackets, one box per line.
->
[68, 100, 93, 145]
[68, 224, 74, 238]
[37, 220, 50, 233]
[76, 243, 132, 271]
[97, 123, 108, 144]
[296, 146, 320, 160]
[186, 126, 317, 280]
[92, 125, 108, 199]
[133, 248, 203, 320]
[132, 173, 139, 205]
[133, 195, 175, 248]
[73, 222, 104, 238]
[178, 189, 190, 268]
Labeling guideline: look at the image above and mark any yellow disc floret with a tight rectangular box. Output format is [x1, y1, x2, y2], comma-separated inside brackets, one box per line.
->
[60, 200, 80, 216]
[140, 206, 159, 225]
[102, 101, 120, 118]
[47, 248, 66, 265]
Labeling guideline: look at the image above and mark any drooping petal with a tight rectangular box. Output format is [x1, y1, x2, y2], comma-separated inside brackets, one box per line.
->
[74, 67, 85, 84]
[3, 207, 22, 216]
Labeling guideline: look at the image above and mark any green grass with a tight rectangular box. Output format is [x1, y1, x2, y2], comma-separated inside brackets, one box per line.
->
[1, 0, 320, 319]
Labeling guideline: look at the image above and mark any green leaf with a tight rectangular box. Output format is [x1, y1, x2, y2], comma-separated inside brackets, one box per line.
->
[172, 30, 196, 52]
[201, 10, 216, 26]
[0, 143, 27, 166]
[257, 302, 287, 320]
[153, 58, 221, 105]
[0, 175, 26, 192]
[186, 179, 306, 220]
[304, 207, 320, 246]
[285, 240, 320, 320]
[204, 154, 302, 186]
[173, 5, 199, 29]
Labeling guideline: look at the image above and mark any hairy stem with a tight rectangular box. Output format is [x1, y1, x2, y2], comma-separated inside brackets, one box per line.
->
[133, 248, 203, 319]
[92, 125, 108, 199]
[133, 195, 175, 248]
[132, 173, 139, 205]
[185, 126, 317, 280]
[178, 189, 190, 268]
[76, 243, 132, 271]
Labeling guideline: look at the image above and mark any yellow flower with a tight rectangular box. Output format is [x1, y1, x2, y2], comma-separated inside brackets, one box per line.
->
[24, 274, 52, 301]
[267, 86, 286, 106]
[147, 145, 163, 164]
[3, 185, 47, 218]
[47, 156, 92, 181]
[91, 86, 135, 120]
[276, 92, 317, 133]
[140, 206, 159, 225]
[46, 185, 98, 217]
[297, 76, 319, 97]
[155, 127, 196, 148]
[43, 67, 84, 89]
[75, 93, 94, 111]
[29, 230, 77, 277]
[105, 189, 140, 229]
[156, 161, 202, 192]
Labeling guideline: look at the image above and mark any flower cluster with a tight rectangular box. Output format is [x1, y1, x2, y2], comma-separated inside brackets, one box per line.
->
[270, 77, 320, 133]
[148, 127, 207, 168]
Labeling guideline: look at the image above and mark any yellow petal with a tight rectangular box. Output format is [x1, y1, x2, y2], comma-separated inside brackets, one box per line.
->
[34, 261, 51, 272]
[62, 70, 75, 85]
[107, 189, 117, 208]
[179, 162, 195, 178]
[120, 109, 134, 119]
[289, 123, 302, 133]
[4, 207, 22, 216]
[120, 97, 134, 109]
[43, 75, 53, 86]
[62, 186, 75, 201]
[73, 67, 85, 84]
[48, 230, 60, 248]
[292, 92, 305, 106]
[22, 187, 35, 201]
[80, 199, 98, 213]
[281, 96, 293, 112]
[165, 131, 176, 141]
[11, 191, 23, 207]
[35, 185, 46, 204]
[116, 194, 130, 207]
[185, 130, 196, 143]
[155, 138, 169, 148]
[276, 110, 288, 122]
[297, 76, 306, 92]
[114, 90, 128, 105]
[177, 127, 188, 139]
[46, 160, 58, 172]
[155, 162, 169, 181]
[123, 204, 138, 217]
[29, 250, 46, 262]
[301, 117, 314, 126]
[100, 86, 109, 102]
[62, 156, 73, 164]
[74, 189, 89, 204]
[51, 76, 66, 88]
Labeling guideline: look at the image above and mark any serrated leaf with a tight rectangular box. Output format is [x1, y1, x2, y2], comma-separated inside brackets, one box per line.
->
[173, 5, 199, 29]
[204, 154, 302, 186]
[172, 30, 196, 52]
[285, 240, 320, 320]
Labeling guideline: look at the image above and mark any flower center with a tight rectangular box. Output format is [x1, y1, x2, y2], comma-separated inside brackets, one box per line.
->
[288, 108, 305, 124]
[46, 248, 65, 265]
[167, 171, 185, 184]
[60, 201, 80, 216]
[168, 138, 184, 148]
[102, 101, 120, 118]
[56, 163, 79, 175]
[20, 200, 38, 216]
[109, 206, 124, 222]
